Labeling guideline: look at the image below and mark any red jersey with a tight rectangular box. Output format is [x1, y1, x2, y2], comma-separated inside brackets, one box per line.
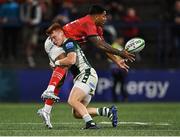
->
[63, 15, 104, 44]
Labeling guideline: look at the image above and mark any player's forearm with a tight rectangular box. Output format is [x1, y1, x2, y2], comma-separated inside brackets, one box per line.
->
[55, 57, 74, 66]
[106, 52, 119, 64]
[88, 36, 123, 56]
[55, 53, 76, 66]
[99, 41, 123, 56]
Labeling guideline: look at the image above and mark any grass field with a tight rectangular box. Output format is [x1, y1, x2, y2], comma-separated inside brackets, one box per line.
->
[0, 102, 180, 136]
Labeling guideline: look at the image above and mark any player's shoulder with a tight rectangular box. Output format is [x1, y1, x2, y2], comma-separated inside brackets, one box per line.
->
[44, 37, 52, 46]
[80, 15, 90, 21]
[44, 37, 54, 53]
[63, 38, 77, 50]
[78, 15, 94, 25]
[64, 38, 76, 44]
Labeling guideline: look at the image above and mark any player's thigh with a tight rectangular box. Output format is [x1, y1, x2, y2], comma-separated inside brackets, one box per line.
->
[68, 86, 87, 102]
[74, 81, 92, 106]
[69, 80, 92, 102]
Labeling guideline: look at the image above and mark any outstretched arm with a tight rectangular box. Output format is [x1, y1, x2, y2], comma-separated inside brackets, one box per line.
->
[87, 36, 135, 62]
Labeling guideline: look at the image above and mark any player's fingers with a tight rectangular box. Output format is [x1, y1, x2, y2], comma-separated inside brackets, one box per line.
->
[124, 63, 129, 69]
[130, 53, 135, 57]
[124, 59, 128, 62]
[123, 67, 129, 72]
[122, 60, 129, 71]
[128, 53, 136, 62]
[128, 58, 133, 62]
[129, 56, 135, 62]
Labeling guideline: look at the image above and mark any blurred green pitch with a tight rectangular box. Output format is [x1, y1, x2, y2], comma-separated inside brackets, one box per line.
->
[0, 103, 180, 136]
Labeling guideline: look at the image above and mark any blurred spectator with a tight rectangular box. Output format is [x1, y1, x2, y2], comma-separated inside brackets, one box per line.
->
[103, 0, 125, 21]
[20, 0, 42, 68]
[122, 7, 142, 62]
[39, 0, 53, 22]
[109, 36, 128, 102]
[122, 8, 141, 41]
[104, 15, 117, 44]
[0, 0, 20, 62]
[53, 1, 77, 25]
[0, 0, 6, 4]
[172, 0, 180, 64]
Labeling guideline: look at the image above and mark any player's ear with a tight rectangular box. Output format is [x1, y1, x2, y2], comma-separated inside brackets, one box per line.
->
[94, 15, 98, 21]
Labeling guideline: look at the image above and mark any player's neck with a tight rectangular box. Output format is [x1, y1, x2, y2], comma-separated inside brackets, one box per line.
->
[57, 38, 68, 47]
[63, 38, 68, 44]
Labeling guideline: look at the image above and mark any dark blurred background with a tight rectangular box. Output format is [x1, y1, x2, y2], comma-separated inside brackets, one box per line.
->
[0, 0, 180, 102]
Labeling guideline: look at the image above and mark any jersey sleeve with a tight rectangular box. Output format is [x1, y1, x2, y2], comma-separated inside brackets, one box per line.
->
[50, 46, 65, 61]
[45, 37, 65, 61]
[44, 37, 53, 53]
[63, 41, 76, 53]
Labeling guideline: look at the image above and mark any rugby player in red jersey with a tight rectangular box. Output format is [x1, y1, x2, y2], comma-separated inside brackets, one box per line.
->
[63, 5, 135, 68]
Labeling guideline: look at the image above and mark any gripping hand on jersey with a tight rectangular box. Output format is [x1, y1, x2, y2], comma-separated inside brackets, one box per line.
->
[49, 61, 55, 69]
[55, 60, 61, 66]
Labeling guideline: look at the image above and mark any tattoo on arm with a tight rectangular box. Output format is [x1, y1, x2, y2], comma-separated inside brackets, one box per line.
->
[87, 36, 123, 56]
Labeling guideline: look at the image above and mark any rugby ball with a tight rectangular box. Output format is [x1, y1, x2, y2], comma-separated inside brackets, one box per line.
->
[125, 37, 145, 53]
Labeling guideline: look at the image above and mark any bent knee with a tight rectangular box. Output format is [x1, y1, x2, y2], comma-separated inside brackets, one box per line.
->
[72, 109, 82, 119]
[68, 96, 80, 107]
[68, 98, 75, 107]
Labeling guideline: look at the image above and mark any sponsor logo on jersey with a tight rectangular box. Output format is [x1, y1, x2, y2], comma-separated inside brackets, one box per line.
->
[89, 82, 95, 89]
[65, 42, 74, 49]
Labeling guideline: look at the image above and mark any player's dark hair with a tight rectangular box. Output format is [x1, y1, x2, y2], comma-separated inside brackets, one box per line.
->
[89, 5, 106, 15]
[46, 23, 62, 35]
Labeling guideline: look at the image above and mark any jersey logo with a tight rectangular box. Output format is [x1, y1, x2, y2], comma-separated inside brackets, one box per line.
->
[65, 42, 74, 49]
[89, 82, 95, 89]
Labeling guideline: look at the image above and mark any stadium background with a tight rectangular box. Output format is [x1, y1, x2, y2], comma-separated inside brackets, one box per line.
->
[0, 0, 180, 136]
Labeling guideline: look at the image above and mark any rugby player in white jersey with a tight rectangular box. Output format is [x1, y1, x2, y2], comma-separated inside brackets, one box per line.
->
[39, 23, 122, 129]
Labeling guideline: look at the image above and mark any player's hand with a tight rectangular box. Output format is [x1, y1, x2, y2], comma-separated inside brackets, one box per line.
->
[119, 50, 135, 62]
[116, 59, 129, 72]
[49, 62, 55, 69]
[55, 60, 61, 66]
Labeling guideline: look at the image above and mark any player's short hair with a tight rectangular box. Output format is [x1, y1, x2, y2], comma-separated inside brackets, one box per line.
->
[89, 5, 106, 15]
[46, 23, 62, 35]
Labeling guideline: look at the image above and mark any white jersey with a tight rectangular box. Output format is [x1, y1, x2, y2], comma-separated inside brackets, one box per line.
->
[44, 37, 65, 66]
